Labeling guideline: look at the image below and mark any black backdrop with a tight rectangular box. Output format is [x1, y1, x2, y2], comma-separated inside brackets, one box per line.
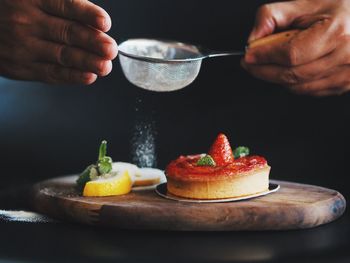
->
[0, 0, 349, 201]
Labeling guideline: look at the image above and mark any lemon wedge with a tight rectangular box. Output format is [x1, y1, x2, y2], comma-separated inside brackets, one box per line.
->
[83, 171, 132, 197]
[112, 162, 140, 183]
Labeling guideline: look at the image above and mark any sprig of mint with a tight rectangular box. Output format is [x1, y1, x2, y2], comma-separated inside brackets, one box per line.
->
[76, 140, 113, 191]
[76, 164, 95, 191]
[197, 155, 216, 167]
[97, 140, 112, 174]
[233, 146, 250, 159]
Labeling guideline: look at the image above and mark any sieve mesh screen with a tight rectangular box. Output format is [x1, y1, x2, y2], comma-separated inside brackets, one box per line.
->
[119, 39, 203, 92]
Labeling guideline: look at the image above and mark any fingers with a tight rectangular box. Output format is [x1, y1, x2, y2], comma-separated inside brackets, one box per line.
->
[242, 60, 350, 96]
[289, 66, 350, 96]
[39, 13, 118, 60]
[36, 63, 98, 85]
[242, 36, 350, 85]
[248, 0, 318, 42]
[245, 18, 341, 66]
[241, 61, 338, 86]
[0, 0, 114, 85]
[33, 39, 113, 77]
[0, 58, 33, 80]
[244, 0, 350, 97]
[241, 61, 332, 85]
[0, 58, 96, 85]
[0, 38, 113, 77]
[39, 0, 111, 32]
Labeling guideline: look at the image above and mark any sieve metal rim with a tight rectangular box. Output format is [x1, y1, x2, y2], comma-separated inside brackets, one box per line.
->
[118, 38, 206, 64]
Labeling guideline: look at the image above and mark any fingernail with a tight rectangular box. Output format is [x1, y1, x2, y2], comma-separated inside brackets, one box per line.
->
[81, 72, 92, 80]
[82, 72, 93, 81]
[82, 73, 97, 85]
[98, 14, 112, 32]
[97, 16, 107, 30]
[245, 53, 256, 64]
[96, 35, 117, 58]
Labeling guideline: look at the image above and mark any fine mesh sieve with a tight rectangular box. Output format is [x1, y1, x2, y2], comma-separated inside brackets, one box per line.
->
[118, 39, 243, 92]
[118, 31, 299, 92]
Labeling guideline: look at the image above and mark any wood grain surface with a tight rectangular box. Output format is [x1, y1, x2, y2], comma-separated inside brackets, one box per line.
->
[30, 176, 346, 231]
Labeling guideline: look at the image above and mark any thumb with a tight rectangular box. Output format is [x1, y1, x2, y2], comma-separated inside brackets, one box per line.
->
[248, 0, 318, 43]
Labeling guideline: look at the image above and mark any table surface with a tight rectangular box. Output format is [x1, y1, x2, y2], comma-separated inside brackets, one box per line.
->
[0, 209, 349, 263]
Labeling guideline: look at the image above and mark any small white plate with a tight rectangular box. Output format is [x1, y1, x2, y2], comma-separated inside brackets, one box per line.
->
[132, 176, 167, 191]
[131, 168, 167, 191]
[155, 183, 280, 203]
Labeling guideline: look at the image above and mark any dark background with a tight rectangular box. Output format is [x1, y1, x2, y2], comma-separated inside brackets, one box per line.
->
[0, 0, 349, 262]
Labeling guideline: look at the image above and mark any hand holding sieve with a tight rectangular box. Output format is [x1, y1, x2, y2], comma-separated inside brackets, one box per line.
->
[118, 30, 299, 92]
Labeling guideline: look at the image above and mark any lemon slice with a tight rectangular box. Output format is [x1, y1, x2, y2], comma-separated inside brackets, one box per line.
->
[83, 171, 132, 197]
[134, 168, 166, 187]
[112, 162, 140, 183]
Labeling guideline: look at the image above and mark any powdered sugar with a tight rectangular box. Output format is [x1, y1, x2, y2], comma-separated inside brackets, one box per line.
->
[131, 98, 157, 168]
[131, 119, 157, 168]
[0, 210, 55, 223]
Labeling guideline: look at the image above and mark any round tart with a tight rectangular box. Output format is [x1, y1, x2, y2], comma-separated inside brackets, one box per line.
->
[165, 134, 271, 199]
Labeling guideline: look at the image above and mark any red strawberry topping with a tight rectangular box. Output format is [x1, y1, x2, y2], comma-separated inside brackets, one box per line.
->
[208, 133, 234, 166]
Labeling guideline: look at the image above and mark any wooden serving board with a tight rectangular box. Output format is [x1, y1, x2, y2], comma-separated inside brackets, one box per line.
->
[29, 176, 346, 231]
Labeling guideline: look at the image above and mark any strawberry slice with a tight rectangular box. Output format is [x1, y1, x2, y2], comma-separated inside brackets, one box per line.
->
[208, 133, 234, 166]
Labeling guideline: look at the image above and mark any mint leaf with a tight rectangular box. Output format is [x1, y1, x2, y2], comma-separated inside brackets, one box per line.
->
[76, 164, 95, 191]
[234, 146, 250, 159]
[197, 155, 216, 167]
[98, 140, 107, 161]
[98, 156, 113, 174]
[97, 140, 113, 174]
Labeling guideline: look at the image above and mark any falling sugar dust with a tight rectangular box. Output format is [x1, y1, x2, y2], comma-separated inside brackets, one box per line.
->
[131, 97, 157, 168]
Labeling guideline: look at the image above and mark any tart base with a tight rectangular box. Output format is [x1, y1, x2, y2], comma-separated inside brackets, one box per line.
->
[166, 166, 270, 199]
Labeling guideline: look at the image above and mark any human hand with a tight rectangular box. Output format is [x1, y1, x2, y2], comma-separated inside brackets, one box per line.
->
[0, 0, 118, 85]
[242, 0, 350, 96]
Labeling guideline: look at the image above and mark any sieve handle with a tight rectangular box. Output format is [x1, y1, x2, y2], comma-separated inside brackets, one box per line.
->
[207, 51, 245, 58]
[206, 30, 300, 58]
[248, 29, 300, 49]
